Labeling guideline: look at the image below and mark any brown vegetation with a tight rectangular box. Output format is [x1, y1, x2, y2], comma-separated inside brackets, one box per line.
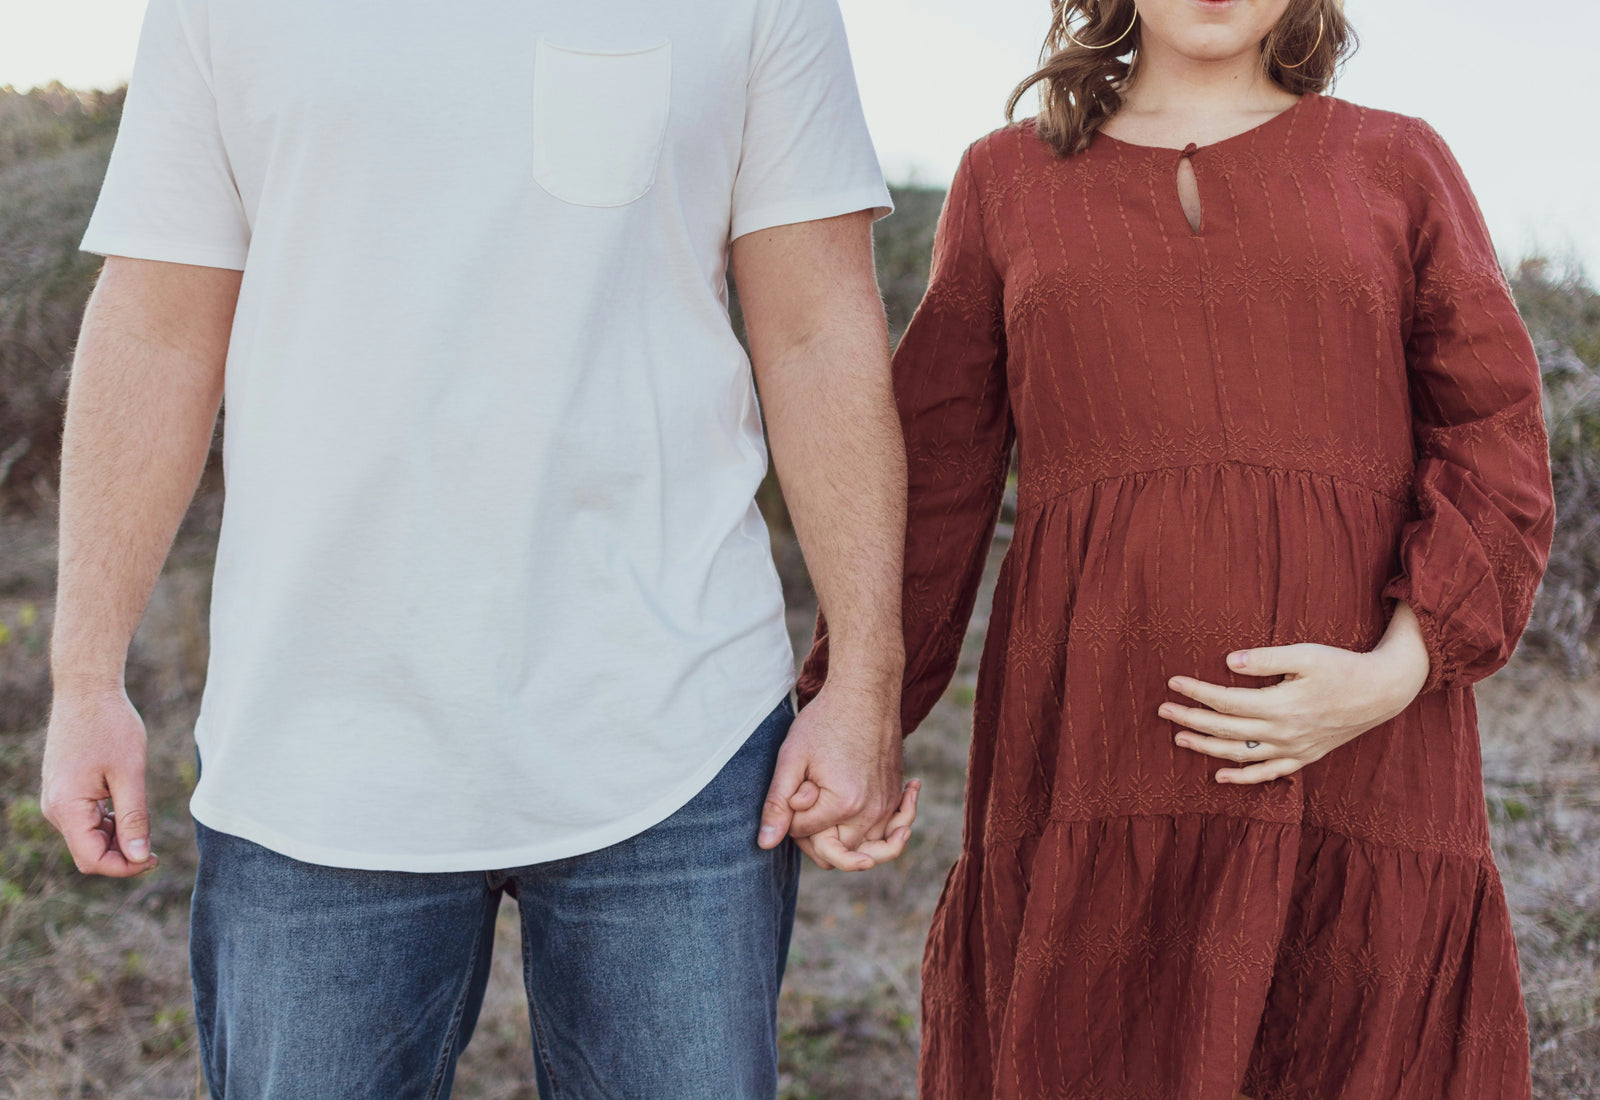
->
[0, 85, 122, 512]
[1514, 261, 1600, 676]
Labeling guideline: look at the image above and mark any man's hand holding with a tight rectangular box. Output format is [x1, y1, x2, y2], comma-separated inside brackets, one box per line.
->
[757, 678, 919, 872]
[732, 211, 913, 871]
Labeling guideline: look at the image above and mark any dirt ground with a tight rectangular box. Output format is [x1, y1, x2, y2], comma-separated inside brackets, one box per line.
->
[1, 504, 1596, 1098]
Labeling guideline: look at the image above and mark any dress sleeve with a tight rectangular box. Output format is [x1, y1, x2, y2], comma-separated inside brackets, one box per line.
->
[797, 143, 1013, 735]
[1382, 119, 1555, 692]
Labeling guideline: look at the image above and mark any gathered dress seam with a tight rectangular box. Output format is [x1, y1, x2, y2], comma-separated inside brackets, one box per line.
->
[972, 809, 1499, 865]
[1015, 458, 1413, 518]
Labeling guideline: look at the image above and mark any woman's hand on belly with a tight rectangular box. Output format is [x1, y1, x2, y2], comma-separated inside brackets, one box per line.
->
[1158, 604, 1432, 785]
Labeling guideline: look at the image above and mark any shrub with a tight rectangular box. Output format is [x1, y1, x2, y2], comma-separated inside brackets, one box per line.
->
[1514, 259, 1600, 674]
[0, 85, 121, 510]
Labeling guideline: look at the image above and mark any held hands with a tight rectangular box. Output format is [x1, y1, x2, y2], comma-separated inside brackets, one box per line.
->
[1162, 603, 1432, 785]
[40, 689, 159, 876]
[757, 679, 920, 872]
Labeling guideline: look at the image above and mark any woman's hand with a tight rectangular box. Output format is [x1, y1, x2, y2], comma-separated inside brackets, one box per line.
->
[1159, 603, 1432, 785]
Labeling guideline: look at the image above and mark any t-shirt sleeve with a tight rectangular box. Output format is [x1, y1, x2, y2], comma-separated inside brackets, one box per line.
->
[81, 0, 249, 270]
[729, 0, 893, 241]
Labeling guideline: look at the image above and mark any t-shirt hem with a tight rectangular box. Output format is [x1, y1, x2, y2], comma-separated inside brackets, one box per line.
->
[731, 186, 895, 241]
[79, 231, 248, 271]
[186, 676, 798, 873]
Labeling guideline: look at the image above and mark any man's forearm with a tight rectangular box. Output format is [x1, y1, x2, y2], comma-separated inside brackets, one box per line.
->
[760, 324, 906, 689]
[52, 259, 237, 692]
[733, 212, 907, 691]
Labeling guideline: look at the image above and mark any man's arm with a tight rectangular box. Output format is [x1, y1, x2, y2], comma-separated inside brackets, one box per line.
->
[41, 257, 240, 877]
[733, 211, 915, 872]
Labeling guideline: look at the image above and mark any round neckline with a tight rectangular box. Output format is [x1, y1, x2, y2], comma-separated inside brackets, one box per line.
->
[1095, 92, 1316, 155]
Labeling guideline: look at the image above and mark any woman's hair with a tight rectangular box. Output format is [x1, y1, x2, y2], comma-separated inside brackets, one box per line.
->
[1007, 0, 1357, 156]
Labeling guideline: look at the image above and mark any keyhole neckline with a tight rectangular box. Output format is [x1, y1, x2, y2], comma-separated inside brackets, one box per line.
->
[1174, 155, 1204, 236]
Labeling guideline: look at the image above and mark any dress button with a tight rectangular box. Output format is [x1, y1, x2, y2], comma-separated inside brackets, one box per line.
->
[1182, 142, 1199, 158]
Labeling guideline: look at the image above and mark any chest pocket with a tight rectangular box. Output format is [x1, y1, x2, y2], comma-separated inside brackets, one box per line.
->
[532, 39, 672, 208]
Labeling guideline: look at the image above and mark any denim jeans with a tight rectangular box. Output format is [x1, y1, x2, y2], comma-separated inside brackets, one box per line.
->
[190, 697, 801, 1099]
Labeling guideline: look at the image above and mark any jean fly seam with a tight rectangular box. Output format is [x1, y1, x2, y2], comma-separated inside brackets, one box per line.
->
[423, 891, 496, 1100]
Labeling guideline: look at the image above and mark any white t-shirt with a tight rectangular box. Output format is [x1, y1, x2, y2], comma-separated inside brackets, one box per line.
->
[84, 0, 892, 871]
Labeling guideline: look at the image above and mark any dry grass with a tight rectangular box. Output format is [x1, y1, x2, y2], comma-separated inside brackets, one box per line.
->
[1483, 666, 1600, 1096]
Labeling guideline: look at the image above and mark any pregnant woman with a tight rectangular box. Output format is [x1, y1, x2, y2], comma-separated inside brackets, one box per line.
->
[800, 0, 1554, 1096]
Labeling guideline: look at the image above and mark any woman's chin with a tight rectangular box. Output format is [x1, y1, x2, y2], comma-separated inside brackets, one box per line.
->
[1138, 0, 1294, 61]
[1165, 34, 1267, 64]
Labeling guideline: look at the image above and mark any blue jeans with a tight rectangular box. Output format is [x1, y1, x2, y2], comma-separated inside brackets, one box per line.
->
[190, 698, 800, 1099]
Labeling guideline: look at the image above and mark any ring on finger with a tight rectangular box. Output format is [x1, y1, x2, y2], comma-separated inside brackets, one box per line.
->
[1245, 740, 1261, 750]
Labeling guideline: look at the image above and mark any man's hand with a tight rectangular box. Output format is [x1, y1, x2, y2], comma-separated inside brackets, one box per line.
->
[1162, 603, 1432, 784]
[41, 689, 157, 876]
[757, 679, 919, 871]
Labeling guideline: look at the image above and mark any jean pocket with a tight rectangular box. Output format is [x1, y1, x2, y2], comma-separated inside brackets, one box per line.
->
[531, 39, 672, 208]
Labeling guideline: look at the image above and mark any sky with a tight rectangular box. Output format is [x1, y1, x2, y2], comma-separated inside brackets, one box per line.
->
[1, 0, 1596, 272]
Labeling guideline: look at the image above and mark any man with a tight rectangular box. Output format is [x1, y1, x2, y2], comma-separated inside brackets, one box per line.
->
[40, 0, 913, 1095]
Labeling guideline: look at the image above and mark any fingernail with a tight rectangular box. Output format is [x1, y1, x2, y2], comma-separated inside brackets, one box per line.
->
[1229, 652, 1248, 670]
[126, 838, 149, 860]
[758, 826, 776, 845]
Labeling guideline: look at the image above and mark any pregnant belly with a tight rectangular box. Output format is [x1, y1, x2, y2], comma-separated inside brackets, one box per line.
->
[970, 464, 1416, 820]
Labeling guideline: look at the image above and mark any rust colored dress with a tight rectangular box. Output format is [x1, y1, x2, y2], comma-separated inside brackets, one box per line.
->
[799, 95, 1554, 1099]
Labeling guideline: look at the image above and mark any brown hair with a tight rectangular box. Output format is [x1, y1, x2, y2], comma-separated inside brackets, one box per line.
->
[1007, 0, 1357, 156]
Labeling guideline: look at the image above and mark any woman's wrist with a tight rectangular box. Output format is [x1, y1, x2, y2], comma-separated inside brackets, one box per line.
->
[1370, 602, 1430, 713]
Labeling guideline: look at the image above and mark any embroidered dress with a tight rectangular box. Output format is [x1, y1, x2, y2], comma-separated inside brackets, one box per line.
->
[801, 95, 1553, 1099]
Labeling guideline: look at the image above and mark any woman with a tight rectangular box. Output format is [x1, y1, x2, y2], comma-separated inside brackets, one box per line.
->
[799, 0, 1554, 1096]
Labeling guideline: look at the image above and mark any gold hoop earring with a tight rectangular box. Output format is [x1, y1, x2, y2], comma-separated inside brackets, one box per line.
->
[1062, 4, 1139, 50]
[1274, 13, 1325, 70]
